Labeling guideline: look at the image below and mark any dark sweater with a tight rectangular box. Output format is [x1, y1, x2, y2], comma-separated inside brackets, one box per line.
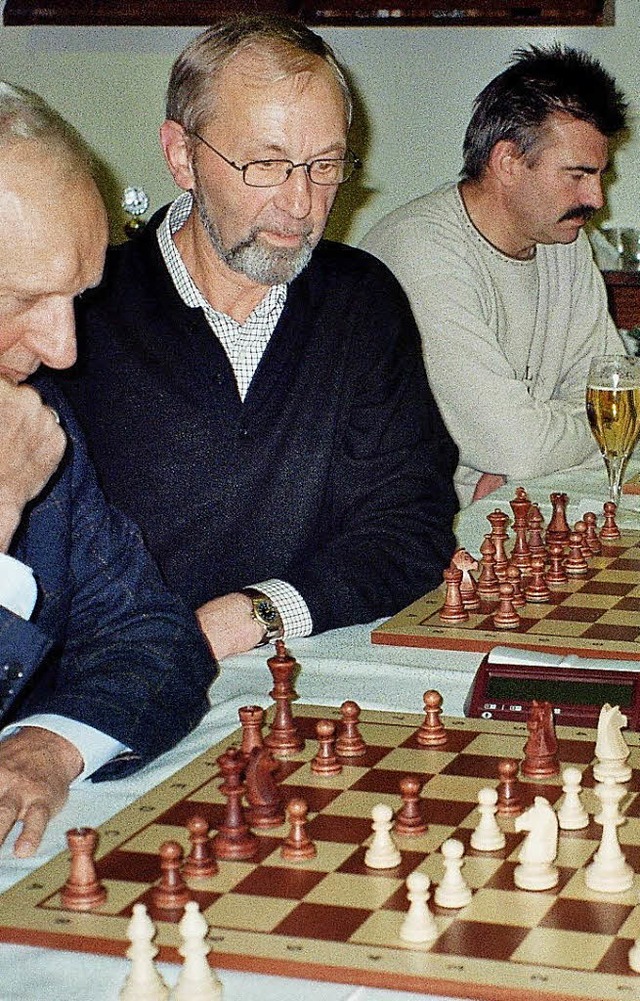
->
[56, 208, 458, 634]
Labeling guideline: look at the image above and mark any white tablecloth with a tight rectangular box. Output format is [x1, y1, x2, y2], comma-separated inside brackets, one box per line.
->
[0, 464, 636, 1000]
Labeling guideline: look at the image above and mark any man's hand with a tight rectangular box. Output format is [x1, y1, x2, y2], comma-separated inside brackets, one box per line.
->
[0, 727, 83, 857]
[196, 592, 266, 660]
[472, 472, 507, 502]
[0, 380, 67, 552]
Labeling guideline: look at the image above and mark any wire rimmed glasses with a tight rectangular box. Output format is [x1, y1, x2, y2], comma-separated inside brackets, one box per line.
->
[189, 132, 361, 187]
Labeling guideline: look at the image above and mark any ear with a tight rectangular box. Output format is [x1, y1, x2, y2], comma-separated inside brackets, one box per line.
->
[487, 139, 527, 187]
[160, 120, 195, 191]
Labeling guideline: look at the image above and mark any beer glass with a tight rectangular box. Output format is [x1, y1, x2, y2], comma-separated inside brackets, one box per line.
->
[586, 354, 640, 506]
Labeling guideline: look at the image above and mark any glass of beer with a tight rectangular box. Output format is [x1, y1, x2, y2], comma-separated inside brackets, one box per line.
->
[586, 354, 640, 506]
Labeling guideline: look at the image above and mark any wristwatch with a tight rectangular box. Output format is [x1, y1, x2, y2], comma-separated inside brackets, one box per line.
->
[244, 589, 284, 646]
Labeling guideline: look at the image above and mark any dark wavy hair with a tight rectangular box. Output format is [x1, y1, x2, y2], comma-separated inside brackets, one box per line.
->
[461, 44, 628, 181]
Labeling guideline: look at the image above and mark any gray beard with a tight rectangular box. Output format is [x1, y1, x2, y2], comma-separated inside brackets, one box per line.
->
[192, 186, 313, 286]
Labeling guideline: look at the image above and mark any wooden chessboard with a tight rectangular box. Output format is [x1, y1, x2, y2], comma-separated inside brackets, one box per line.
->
[2, 705, 640, 1000]
[372, 530, 640, 660]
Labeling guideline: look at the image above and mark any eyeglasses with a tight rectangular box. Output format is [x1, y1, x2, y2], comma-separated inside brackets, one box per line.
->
[189, 132, 361, 187]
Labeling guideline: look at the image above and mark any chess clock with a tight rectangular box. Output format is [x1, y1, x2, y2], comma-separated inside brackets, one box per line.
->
[465, 646, 640, 730]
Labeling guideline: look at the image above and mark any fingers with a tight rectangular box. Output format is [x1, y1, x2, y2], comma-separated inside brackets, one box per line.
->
[13, 801, 50, 858]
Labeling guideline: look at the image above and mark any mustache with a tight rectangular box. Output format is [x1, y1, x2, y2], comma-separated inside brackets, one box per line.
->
[559, 205, 597, 222]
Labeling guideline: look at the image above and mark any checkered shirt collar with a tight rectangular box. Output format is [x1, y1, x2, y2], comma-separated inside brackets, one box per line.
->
[156, 192, 288, 321]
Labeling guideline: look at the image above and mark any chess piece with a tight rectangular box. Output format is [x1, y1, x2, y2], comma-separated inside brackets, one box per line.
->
[496, 758, 523, 817]
[182, 815, 218, 879]
[244, 745, 285, 828]
[151, 841, 191, 911]
[523, 554, 551, 602]
[477, 535, 500, 598]
[311, 719, 342, 775]
[546, 491, 571, 544]
[395, 775, 427, 835]
[556, 767, 589, 831]
[527, 503, 546, 557]
[522, 700, 559, 778]
[416, 690, 447, 746]
[492, 582, 520, 629]
[584, 777, 634, 893]
[364, 803, 402, 869]
[60, 827, 107, 911]
[399, 871, 439, 943]
[172, 900, 223, 1001]
[629, 934, 640, 973]
[600, 501, 621, 540]
[434, 838, 472, 908]
[212, 748, 259, 861]
[545, 540, 568, 584]
[509, 488, 532, 575]
[564, 531, 588, 576]
[119, 902, 169, 1001]
[238, 704, 265, 758]
[451, 547, 481, 611]
[470, 787, 505, 851]
[264, 640, 304, 755]
[336, 700, 367, 757]
[439, 565, 468, 623]
[593, 703, 632, 783]
[506, 565, 526, 608]
[514, 796, 559, 890]
[281, 797, 316, 860]
[573, 519, 592, 559]
[583, 511, 602, 554]
[487, 509, 510, 580]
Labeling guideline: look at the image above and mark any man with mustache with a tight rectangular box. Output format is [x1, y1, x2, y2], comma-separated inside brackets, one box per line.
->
[362, 45, 628, 506]
[58, 15, 459, 660]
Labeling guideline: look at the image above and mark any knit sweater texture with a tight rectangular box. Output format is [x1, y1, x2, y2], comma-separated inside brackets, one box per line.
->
[362, 184, 624, 507]
[57, 209, 459, 635]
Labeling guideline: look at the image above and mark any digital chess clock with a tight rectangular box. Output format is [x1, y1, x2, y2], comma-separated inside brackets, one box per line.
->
[464, 646, 640, 730]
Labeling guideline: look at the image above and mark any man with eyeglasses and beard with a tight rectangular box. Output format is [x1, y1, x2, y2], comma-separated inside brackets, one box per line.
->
[59, 15, 459, 662]
[363, 45, 628, 508]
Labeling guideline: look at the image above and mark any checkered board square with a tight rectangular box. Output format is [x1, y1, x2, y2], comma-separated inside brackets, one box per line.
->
[2, 705, 640, 1001]
[372, 530, 640, 660]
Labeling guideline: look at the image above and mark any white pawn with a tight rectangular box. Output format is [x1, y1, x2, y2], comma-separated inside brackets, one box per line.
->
[399, 871, 438, 943]
[557, 767, 589, 830]
[364, 803, 401, 869]
[593, 703, 632, 783]
[120, 903, 169, 1001]
[172, 900, 223, 1001]
[514, 797, 559, 891]
[585, 777, 634, 894]
[434, 838, 472, 908]
[470, 787, 505, 851]
[629, 927, 640, 972]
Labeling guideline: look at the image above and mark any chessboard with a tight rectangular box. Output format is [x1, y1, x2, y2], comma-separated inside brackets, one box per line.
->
[2, 702, 640, 1001]
[372, 523, 640, 661]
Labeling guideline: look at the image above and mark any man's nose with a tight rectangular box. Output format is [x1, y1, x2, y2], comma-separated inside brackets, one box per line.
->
[28, 298, 77, 370]
[274, 165, 314, 218]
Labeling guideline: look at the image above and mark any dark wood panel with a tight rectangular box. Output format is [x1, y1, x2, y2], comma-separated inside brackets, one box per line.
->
[603, 269, 640, 330]
[3, 0, 607, 26]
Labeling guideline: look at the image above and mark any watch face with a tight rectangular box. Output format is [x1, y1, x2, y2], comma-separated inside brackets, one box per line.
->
[255, 599, 279, 625]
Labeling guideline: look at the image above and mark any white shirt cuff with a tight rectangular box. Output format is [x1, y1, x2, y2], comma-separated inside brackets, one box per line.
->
[0, 714, 129, 782]
[250, 579, 313, 638]
[0, 554, 38, 619]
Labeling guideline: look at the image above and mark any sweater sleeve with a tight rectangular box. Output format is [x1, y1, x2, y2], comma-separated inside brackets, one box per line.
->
[282, 259, 459, 635]
[12, 382, 217, 780]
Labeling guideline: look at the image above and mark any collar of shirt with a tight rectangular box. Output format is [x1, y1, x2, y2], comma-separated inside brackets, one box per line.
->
[157, 192, 288, 400]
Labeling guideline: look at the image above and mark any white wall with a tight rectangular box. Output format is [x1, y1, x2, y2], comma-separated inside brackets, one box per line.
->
[0, 1, 638, 244]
